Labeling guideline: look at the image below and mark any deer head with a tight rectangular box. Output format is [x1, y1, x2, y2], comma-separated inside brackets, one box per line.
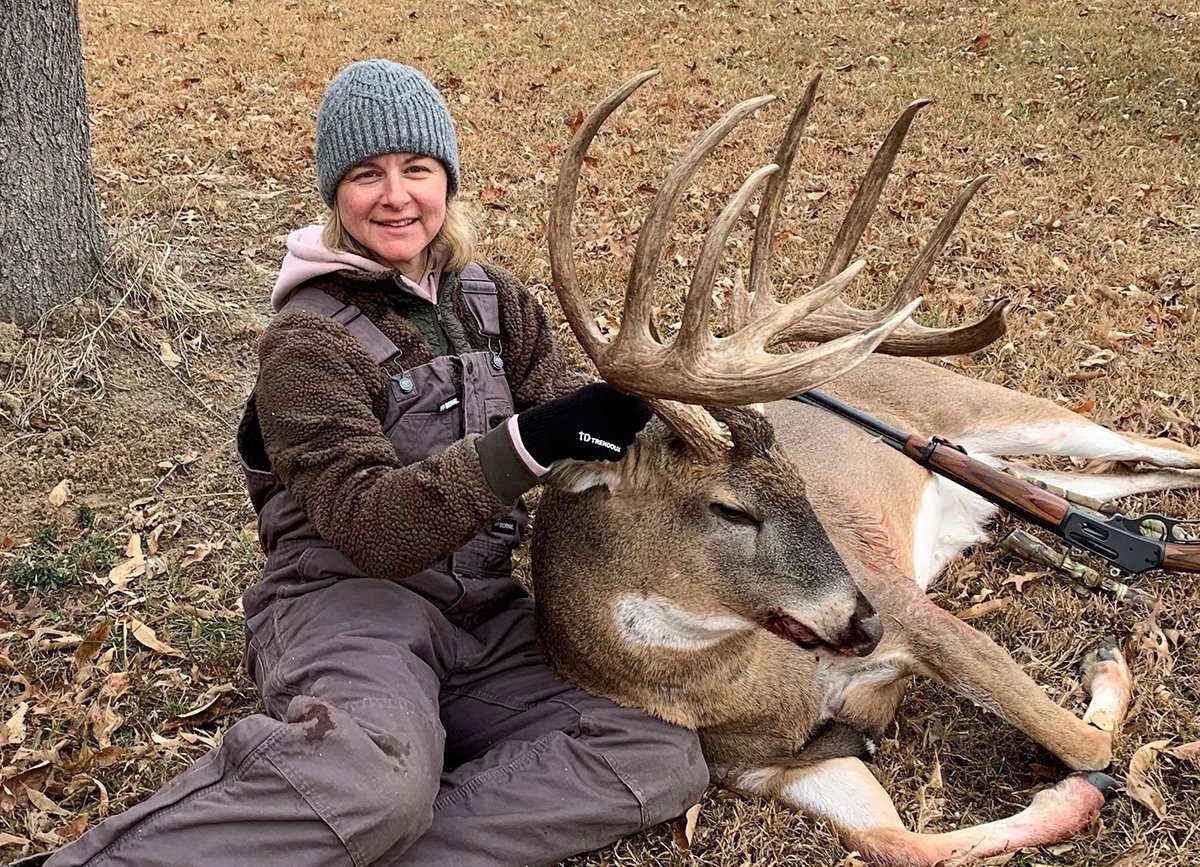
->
[533, 72, 1004, 700]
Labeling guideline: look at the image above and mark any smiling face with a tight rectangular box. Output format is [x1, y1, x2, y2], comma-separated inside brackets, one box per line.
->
[334, 152, 448, 280]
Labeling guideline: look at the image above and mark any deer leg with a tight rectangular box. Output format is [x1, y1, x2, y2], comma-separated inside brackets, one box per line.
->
[897, 602, 1129, 770]
[1080, 637, 1132, 734]
[1000, 462, 1200, 501]
[732, 757, 1115, 867]
[956, 412, 1200, 469]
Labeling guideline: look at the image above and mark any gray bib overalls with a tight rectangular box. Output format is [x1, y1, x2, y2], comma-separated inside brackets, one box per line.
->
[42, 266, 706, 867]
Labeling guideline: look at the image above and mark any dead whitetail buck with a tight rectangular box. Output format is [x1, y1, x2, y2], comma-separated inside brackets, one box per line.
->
[532, 72, 1200, 865]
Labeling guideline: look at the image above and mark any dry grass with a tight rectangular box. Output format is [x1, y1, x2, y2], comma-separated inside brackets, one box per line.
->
[1, 0, 1198, 863]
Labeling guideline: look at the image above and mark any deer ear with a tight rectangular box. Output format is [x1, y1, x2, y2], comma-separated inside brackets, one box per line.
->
[545, 459, 625, 494]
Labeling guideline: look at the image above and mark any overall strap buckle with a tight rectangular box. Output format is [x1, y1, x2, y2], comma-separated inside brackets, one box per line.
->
[458, 263, 504, 369]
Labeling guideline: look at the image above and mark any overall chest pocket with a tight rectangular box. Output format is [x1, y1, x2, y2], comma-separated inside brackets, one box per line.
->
[381, 357, 464, 465]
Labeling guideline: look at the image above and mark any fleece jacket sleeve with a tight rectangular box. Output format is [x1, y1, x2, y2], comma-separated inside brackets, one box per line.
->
[255, 309, 518, 580]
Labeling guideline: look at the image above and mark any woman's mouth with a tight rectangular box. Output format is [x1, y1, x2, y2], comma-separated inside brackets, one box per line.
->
[375, 218, 418, 231]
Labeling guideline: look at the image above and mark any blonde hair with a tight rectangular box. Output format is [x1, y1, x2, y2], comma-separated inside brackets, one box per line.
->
[322, 196, 478, 271]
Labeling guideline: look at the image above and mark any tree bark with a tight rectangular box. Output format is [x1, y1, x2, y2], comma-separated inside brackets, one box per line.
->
[0, 0, 107, 325]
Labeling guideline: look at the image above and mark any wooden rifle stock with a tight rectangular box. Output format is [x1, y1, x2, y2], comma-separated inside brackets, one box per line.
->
[900, 435, 1070, 533]
[1163, 544, 1200, 572]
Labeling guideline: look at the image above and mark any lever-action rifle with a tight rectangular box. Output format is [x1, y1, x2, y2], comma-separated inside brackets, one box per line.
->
[790, 389, 1200, 576]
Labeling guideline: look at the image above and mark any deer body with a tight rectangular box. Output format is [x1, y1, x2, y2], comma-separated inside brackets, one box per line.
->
[538, 72, 1200, 863]
[534, 358, 1200, 863]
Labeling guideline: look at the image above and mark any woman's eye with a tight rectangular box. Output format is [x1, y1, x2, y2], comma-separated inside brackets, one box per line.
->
[709, 503, 761, 529]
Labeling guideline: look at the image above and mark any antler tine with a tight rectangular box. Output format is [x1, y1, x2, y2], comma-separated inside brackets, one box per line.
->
[737, 296, 926, 403]
[676, 163, 780, 363]
[774, 175, 1010, 355]
[548, 70, 660, 362]
[614, 93, 776, 353]
[736, 259, 867, 351]
[746, 74, 822, 321]
[775, 298, 1010, 356]
[817, 97, 932, 284]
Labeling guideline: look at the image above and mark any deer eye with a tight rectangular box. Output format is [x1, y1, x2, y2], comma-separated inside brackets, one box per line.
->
[710, 502, 762, 529]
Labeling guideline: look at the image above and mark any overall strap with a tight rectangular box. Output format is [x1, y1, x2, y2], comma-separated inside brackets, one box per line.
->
[457, 262, 501, 339]
[284, 286, 401, 366]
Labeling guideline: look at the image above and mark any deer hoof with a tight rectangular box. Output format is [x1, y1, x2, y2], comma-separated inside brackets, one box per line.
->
[1091, 635, 1121, 664]
[1080, 636, 1130, 687]
[1078, 771, 1119, 801]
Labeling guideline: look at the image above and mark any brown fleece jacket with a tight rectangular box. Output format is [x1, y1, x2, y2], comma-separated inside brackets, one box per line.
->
[254, 262, 585, 580]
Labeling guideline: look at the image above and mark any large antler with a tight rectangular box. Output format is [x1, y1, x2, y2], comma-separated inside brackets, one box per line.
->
[549, 71, 1007, 462]
[741, 74, 1009, 352]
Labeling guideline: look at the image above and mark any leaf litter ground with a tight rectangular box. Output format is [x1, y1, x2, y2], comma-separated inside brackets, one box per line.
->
[2, 0, 1199, 863]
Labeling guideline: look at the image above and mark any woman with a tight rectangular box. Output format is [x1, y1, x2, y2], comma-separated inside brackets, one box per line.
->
[35, 60, 707, 867]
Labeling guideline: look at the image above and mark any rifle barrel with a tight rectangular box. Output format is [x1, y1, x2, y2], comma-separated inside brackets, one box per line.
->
[791, 389, 909, 450]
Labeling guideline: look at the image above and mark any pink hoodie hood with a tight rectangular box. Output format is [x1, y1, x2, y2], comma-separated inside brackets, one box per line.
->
[271, 225, 389, 311]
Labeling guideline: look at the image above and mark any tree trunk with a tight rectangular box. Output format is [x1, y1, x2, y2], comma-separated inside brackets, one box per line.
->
[0, 0, 107, 325]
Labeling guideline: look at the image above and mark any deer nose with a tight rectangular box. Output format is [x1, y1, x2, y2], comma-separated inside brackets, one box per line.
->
[838, 593, 882, 657]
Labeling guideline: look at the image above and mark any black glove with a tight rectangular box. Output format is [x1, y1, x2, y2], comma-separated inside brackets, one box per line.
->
[516, 383, 652, 466]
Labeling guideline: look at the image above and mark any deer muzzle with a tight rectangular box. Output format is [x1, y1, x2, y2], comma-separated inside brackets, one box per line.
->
[831, 593, 884, 657]
[761, 592, 882, 658]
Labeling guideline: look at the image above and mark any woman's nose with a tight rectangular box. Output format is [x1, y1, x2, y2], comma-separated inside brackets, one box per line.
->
[380, 173, 412, 208]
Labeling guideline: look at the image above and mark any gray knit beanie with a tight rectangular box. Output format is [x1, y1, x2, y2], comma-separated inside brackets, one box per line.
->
[315, 59, 460, 206]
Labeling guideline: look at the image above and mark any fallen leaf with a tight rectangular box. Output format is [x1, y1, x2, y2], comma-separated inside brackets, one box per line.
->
[107, 535, 146, 588]
[24, 785, 69, 817]
[1104, 845, 1148, 867]
[0, 832, 30, 848]
[955, 598, 1010, 621]
[159, 341, 182, 368]
[33, 628, 84, 650]
[0, 762, 52, 810]
[66, 774, 109, 817]
[48, 479, 71, 507]
[180, 542, 214, 569]
[670, 803, 701, 851]
[1079, 348, 1116, 369]
[968, 31, 992, 53]
[3, 701, 29, 747]
[74, 621, 111, 671]
[1070, 398, 1096, 416]
[1167, 741, 1200, 765]
[128, 618, 184, 657]
[162, 685, 236, 731]
[1126, 739, 1170, 818]
[1002, 572, 1041, 593]
[55, 810, 90, 841]
[479, 184, 507, 207]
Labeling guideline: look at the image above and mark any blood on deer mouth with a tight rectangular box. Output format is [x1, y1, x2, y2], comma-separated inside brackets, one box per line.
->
[760, 609, 824, 650]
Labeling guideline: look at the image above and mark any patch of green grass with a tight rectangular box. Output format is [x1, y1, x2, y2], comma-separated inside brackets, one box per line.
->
[70, 530, 121, 575]
[4, 528, 81, 592]
[3, 523, 121, 593]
